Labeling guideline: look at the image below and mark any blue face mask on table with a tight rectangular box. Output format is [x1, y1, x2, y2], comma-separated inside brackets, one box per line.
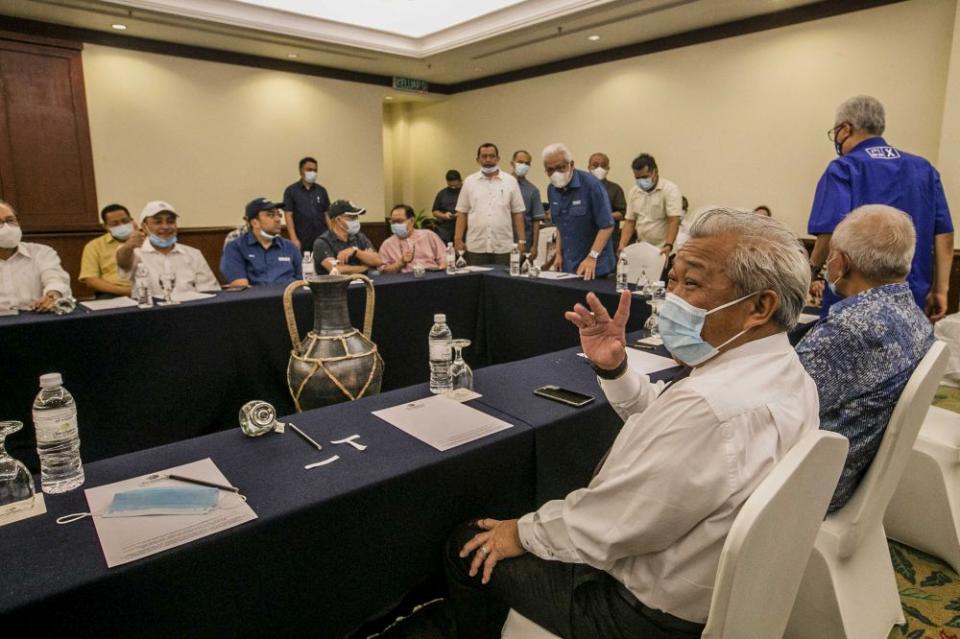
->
[659, 291, 758, 366]
[104, 486, 219, 517]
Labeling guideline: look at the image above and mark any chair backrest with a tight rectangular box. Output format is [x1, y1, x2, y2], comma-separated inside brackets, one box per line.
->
[830, 340, 949, 558]
[702, 430, 849, 639]
[534, 227, 556, 268]
[620, 242, 666, 284]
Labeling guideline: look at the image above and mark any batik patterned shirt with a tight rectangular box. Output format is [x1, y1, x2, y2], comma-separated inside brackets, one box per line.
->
[796, 282, 933, 512]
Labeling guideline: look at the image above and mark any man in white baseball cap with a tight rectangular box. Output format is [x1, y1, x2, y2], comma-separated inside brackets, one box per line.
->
[116, 200, 219, 298]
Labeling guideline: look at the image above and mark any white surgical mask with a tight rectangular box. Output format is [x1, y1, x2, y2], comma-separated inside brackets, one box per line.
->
[480, 165, 499, 175]
[259, 229, 278, 241]
[590, 167, 608, 180]
[109, 222, 133, 241]
[514, 163, 530, 177]
[304, 171, 318, 184]
[345, 218, 361, 236]
[550, 168, 572, 189]
[0, 223, 22, 249]
[391, 222, 410, 239]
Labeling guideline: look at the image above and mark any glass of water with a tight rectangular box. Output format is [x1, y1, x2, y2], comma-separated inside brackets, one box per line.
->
[0, 421, 35, 517]
[449, 339, 474, 391]
[158, 272, 178, 306]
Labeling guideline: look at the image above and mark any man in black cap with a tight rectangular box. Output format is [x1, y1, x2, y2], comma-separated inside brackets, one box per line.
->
[313, 200, 382, 274]
[431, 169, 462, 244]
[220, 198, 302, 287]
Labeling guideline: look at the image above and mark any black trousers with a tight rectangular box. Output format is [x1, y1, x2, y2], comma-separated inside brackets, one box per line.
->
[444, 522, 706, 639]
[465, 252, 510, 267]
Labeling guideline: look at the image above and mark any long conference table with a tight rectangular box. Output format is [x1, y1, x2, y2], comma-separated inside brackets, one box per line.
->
[0, 269, 668, 637]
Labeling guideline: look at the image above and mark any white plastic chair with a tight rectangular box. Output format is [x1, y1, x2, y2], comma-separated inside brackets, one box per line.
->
[502, 430, 849, 639]
[885, 405, 960, 573]
[785, 341, 949, 639]
[620, 242, 666, 285]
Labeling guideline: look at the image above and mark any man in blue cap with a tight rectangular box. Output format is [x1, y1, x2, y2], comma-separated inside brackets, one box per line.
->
[808, 95, 953, 321]
[220, 198, 302, 287]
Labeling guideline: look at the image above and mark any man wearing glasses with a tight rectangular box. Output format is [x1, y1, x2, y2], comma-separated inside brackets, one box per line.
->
[221, 198, 303, 287]
[807, 95, 953, 321]
[0, 200, 71, 312]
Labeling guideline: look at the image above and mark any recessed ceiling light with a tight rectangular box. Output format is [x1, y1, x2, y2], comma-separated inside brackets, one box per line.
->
[385, 96, 393, 100]
[588, 35, 600, 41]
[287, 53, 298, 58]
[111, 23, 127, 31]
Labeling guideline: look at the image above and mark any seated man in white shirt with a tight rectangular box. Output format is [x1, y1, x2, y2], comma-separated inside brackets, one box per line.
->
[0, 200, 71, 312]
[445, 209, 818, 639]
[116, 200, 220, 298]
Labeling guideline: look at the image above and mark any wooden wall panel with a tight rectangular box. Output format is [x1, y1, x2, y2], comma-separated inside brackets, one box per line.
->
[0, 33, 98, 230]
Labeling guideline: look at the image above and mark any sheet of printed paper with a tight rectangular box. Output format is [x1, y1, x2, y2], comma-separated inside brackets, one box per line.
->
[372, 395, 512, 451]
[86, 458, 257, 568]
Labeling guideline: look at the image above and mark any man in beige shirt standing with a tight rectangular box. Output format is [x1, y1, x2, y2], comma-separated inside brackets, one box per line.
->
[618, 153, 683, 256]
[454, 143, 526, 266]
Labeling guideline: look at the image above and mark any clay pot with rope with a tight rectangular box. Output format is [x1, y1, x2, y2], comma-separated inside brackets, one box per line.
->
[282, 275, 383, 411]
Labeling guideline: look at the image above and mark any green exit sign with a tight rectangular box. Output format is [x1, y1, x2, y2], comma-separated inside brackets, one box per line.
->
[392, 77, 429, 93]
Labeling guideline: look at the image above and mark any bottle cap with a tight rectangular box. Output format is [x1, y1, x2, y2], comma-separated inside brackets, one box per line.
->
[434, 313, 446, 323]
[39, 373, 63, 388]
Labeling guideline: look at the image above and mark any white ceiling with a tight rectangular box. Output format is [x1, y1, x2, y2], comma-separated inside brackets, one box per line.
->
[1, 0, 831, 85]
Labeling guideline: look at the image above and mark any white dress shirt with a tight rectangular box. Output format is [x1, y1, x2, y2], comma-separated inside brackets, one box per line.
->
[624, 177, 683, 247]
[119, 240, 219, 297]
[0, 242, 71, 309]
[455, 170, 525, 254]
[518, 332, 819, 623]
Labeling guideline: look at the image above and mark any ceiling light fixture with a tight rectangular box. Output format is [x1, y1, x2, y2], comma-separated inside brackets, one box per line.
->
[588, 34, 600, 41]
[385, 96, 393, 100]
[111, 23, 128, 30]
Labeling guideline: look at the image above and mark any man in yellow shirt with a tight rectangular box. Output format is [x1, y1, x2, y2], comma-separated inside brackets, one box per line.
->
[79, 204, 135, 298]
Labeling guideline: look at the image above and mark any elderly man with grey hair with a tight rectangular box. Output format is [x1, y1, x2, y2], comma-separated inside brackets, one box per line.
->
[542, 143, 615, 279]
[808, 95, 953, 321]
[445, 209, 818, 639]
[798, 204, 933, 513]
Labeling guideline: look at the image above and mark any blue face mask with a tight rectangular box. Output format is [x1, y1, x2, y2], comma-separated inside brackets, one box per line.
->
[637, 177, 655, 191]
[109, 222, 133, 240]
[149, 233, 177, 249]
[104, 486, 219, 517]
[345, 218, 361, 236]
[659, 291, 758, 366]
[391, 222, 409, 239]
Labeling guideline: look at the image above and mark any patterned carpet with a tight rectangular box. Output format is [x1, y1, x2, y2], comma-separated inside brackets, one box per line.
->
[887, 385, 960, 639]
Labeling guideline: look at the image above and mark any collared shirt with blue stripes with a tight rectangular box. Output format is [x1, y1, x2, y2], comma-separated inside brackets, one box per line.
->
[796, 282, 933, 512]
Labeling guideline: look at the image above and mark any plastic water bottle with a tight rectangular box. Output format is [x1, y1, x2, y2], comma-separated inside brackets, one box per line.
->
[428, 313, 453, 393]
[510, 243, 521, 276]
[446, 243, 456, 274]
[616, 253, 629, 292]
[303, 251, 316, 278]
[134, 262, 153, 308]
[33, 373, 84, 494]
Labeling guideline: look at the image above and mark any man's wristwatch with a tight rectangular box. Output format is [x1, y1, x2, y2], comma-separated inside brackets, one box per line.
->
[588, 250, 600, 260]
[663, 243, 673, 250]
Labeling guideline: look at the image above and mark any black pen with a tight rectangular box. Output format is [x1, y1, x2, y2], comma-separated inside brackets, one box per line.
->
[165, 474, 240, 493]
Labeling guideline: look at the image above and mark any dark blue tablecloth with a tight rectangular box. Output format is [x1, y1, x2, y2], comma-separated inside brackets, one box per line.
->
[0, 382, 535, 638]
[1, 271, 635, 469]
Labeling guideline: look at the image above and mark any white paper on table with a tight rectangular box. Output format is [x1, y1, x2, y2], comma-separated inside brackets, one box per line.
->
[169, 291, 217, 303]
[578, 349, 677, 375]
[457, 266, 494, 273]
[536, 271, 579, 280]
[442, 388, 482, 403]
[798, 312, 820, 324]
[80, 297, 140, 311]
[85, 458, 257, 568]
[372, 395, 513, 451]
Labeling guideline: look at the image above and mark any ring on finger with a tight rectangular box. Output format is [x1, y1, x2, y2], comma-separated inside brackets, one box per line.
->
[478, 545, 489, 556]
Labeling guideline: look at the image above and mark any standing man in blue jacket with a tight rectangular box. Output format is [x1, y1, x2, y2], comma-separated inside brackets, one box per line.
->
[807, 95, 953, 320]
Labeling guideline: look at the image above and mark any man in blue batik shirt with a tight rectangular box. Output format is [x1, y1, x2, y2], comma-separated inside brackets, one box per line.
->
[797, 205, 933, 512]
[807, 95, 953, 321]
[542, 143, 615, 281]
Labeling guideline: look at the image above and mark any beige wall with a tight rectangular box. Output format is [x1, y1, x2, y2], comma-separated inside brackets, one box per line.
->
[403, 0, 957, 241]
[83, 44, 387, 228]
[939, 0, 960, 236]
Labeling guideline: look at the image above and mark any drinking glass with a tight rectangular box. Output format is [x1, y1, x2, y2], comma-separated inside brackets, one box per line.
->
[449, 339, 474, 391]
[644, 283, 666, 336]
[0, 421, 35, 517]
[520, 253, 531, 276]
[158, 272, 179, 306]
[455, 250, 468, 271]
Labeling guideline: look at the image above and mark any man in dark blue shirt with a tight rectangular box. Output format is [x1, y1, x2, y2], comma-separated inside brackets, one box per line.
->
[543, 143, 615, 280]
[432, 169, 462, 245]
[283, 156, 331, 254]
[221, 198, 302, 286]
[808, 95, 953, 320]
